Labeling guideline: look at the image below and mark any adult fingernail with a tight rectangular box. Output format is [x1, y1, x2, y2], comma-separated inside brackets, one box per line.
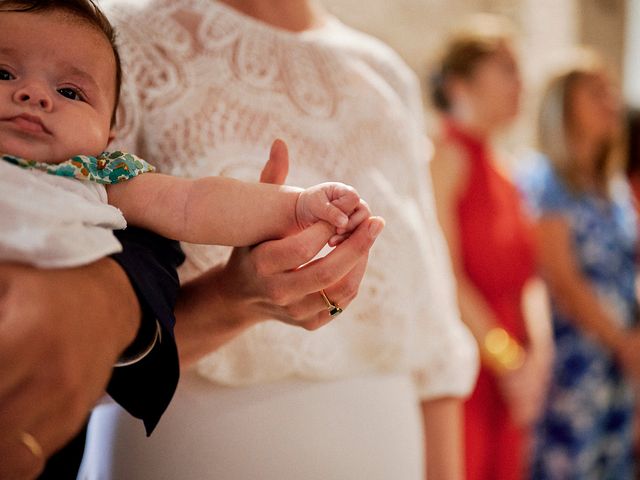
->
[369, 218, 384, 238]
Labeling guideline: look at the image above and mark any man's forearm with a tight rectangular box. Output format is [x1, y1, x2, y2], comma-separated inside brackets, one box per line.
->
[174, 264, 259, 368]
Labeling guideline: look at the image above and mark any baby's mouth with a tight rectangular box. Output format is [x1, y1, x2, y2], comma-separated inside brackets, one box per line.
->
[7, 114, 51, 135]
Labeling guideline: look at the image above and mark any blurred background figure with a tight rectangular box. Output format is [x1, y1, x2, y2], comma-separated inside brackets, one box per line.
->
[518, 49, 639, 479]
[429, 14, 553, 480]
[625, 107, 640, 210]
[624, 106, 640, 476]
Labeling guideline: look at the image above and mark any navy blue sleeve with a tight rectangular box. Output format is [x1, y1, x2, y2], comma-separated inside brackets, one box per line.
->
[107, 227, 185, 435]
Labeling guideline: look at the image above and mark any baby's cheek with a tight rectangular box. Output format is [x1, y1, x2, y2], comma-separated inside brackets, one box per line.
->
[82, 122, 112, 156]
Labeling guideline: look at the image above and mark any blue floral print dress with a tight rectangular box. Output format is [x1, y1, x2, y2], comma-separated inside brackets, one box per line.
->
[518, 153, 638, 480]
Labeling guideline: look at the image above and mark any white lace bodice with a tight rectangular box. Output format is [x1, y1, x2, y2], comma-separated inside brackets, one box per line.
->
[107, 0, 478, 398]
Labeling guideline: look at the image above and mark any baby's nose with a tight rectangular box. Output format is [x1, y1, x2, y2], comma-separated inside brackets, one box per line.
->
[14, 84, 52, 111]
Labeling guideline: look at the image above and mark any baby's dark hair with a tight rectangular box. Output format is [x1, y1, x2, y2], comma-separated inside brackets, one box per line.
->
[0, 0, 122, 126]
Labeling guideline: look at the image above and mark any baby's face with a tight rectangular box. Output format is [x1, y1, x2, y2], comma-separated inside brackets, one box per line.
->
[0, 10, 116, 163]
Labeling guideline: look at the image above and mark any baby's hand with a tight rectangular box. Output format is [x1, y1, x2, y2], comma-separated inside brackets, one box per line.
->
[296, 183, 371, 246]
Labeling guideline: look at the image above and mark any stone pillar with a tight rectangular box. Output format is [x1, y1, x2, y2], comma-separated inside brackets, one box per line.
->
[624, 0, 640, 106]
[578, 0, 626, 78]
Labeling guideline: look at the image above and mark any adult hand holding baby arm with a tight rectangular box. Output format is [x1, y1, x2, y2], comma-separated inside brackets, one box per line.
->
[174, 139, 385, 367]
[0, 259, 140, 480]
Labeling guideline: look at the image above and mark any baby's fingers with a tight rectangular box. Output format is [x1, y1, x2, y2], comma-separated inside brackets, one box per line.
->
[335, 200, 371, 235]
[322, 202, 350, 229]
[330, 185, 361, 215]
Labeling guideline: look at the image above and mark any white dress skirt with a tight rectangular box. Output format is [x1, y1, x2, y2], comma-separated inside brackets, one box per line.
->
[79, 371, 424, 479]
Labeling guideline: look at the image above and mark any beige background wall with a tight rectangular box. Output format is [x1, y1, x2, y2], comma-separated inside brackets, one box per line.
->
[105, 0, 628, 158]
[321, 0, 626, 157]
[580, 0, 626, 78]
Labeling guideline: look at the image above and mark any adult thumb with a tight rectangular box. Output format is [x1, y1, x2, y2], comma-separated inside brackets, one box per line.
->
[260, 138, 290, 185]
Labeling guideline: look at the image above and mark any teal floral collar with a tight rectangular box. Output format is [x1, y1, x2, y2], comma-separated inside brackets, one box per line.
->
[1, 151, 154, 185]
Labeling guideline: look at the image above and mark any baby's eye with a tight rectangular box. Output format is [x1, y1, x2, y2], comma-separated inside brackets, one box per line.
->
[0, 69, 15, 81]
[57, 87, 84, 101]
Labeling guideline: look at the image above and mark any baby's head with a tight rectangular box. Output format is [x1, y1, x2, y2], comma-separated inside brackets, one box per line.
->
[0, 0, 121, 163]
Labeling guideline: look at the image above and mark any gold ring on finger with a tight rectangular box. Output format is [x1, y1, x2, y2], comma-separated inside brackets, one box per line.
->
[320, 289, 343, 318]
[19, 431, 44, 461]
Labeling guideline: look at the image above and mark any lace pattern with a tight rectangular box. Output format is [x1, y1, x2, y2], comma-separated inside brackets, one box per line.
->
[108, 0, 478, 398]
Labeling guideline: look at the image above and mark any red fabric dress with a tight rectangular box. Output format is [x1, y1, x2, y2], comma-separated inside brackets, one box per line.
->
[447, 122, 536, 480]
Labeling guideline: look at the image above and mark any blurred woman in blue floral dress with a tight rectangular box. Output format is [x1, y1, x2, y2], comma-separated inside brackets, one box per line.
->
[519, 50, 640, 479]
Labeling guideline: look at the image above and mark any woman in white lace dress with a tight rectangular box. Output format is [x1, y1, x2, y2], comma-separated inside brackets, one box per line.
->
[80, 1, 478, 478]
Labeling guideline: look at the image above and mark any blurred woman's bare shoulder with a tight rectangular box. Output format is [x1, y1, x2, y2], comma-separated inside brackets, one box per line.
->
[430, 136, 469, 201]
[430, 132, 471, 191]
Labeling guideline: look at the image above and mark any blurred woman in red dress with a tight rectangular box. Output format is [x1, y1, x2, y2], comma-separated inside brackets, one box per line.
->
[429, 15, 553, 480]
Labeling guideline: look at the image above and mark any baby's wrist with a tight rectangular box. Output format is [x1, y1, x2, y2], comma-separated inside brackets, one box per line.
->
[293, 188, 308, 231]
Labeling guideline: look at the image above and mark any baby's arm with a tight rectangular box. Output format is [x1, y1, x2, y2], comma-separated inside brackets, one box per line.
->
[107, 140, 366, 246]
[108, 174, 301, 246]
[107, 174, 363, 246]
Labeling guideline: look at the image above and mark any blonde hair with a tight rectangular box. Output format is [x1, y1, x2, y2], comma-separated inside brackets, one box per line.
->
[538, 48, 619, 193]
[430, 14, 516, 112]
